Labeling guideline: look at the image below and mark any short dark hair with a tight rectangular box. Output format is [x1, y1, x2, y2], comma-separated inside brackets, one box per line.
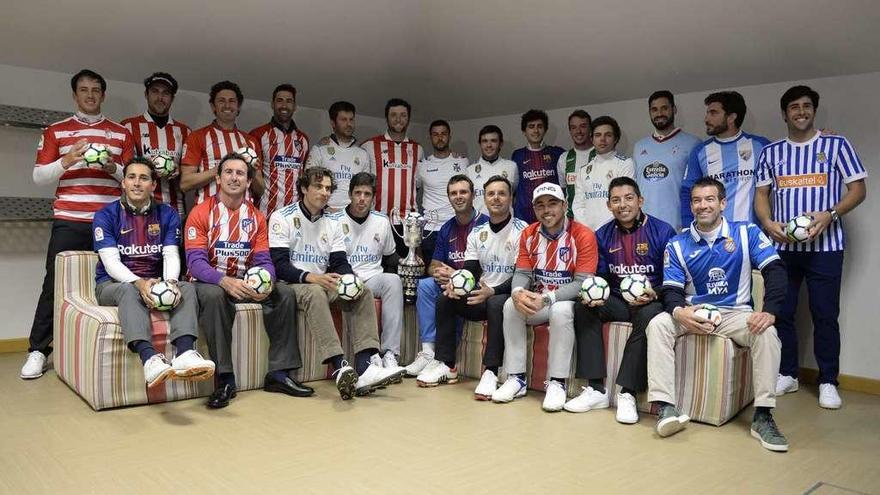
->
[123, 157, 157, 181]
[691, 177, 727, 201]
[210, 81, 244, 105]
[329, 101, 356, 121]
[70, 69, 106, 93]
[429, 120, 450, 133]
[349, 172, 376, 195]
[297, 166, 337, 197]
[780, 85, 820, 112]
[217, 153, 255, 180]
[591, 115, 621, 144]
[478, 125, 504, 143]
[704, 91, 746, 128]
[272, 83, 297, 101]
[143, 72, 178, 94]
[482, 175, 512, 196]
[385, 98, 411, 118]
[608, 176, 641, 198]
[447, 174, 474, 194]
[568, 109, 592, 125]
[648, 90, 675, 107]
[521, 109, 549, 131]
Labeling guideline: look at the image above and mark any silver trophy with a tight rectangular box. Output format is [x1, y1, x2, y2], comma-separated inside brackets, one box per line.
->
[393, 210, 427, 304]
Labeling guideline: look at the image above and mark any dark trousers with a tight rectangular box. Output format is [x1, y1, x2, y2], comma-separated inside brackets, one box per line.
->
[435, 293, 506, 369]
[29, 219, 94, 355]
[573, 295, 663, 392]
[420, 229, 438, 266]
[777, 250, 844, 385]
[392, 224, 408, 259]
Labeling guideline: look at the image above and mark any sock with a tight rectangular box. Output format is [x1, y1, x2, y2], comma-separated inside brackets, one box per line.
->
[132, 340, 158, 365]
[354, 351, 372, 375]
[551, 377, 566, 386]
[421, 342, 435, 354]
[218, 372, 236, 388]
[588, 379, 605, 394]
[486, 366, 499, 375]
[753, 406, 772, 420]
[269, 369, 290, 383]
[329, 355, 344, 371]
[172, 335, 195, 354]
[621, 387, 637, 396]
[444, 361, 456, 369]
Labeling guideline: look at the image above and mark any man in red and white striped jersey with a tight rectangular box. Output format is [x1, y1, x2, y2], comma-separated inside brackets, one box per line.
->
[249, 83, 310, 216]
[121, 72, 191, 216]
[180, 81, 264, 206]
[361, 98, 424, 257]
[20, 69, 135, 380]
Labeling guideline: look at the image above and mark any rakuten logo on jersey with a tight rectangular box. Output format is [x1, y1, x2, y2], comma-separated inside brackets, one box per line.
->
[118, 244, 161, 256]
[609, 264, 655, 275]
[522, 168, 555, 181]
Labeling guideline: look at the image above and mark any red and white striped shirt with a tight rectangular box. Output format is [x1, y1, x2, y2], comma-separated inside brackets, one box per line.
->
[185, 195, 268, 279]
[35, 115, 135, 223]
[248, 122, 310, 216]
[517, 220, 598, 293]
[121, 112, 191, 216]
[361, 133, 424, 223]
[181, 122, 260, 205]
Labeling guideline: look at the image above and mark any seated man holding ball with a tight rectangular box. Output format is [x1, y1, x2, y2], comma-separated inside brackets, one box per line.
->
[565, 177, 676, 423]
[186, 153, 309, 409]
[94, 158, 214, 388]
[647, 177, 789, 452]
[269, 166, 402, 400]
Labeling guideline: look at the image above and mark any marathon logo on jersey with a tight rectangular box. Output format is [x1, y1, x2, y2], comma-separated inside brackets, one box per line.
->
[118, 243, 162, 257]
[558, 247, 571, 263]
[534, 269, 573, 287]
[274, 155, 302, 170]
[777, 174, 828, 189]
[522, 168, 555, 181]
[214, 241, 252, 258]
[610, 264, 655, 275]
[709, 169, 753, 182]
[706, 267, 728, 295]
[643, 162, 669, 182]
[241, 218, 255, 234]
[383, 160, 410, 170]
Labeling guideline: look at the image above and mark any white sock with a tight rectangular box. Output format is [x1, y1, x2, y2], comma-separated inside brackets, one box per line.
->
[421, 342, 435, 355]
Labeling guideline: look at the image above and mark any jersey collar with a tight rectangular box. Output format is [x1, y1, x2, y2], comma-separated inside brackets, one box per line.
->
[271, 118, 298, 134]
[384, 132, 411, 144]
[689, 217, 730, 243]
[652, 128, 681, 142]
[74, 111, 106, 125]
[613, 212, 646, 234]
[713, 130, 743, 144]
[299, 200, 325, 223]
[330, 134, 357, 147]
[142, 111, 175, 126]
[121, 195, 154, 215]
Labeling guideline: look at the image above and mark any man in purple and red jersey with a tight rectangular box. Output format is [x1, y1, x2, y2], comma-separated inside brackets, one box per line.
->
[185, 153, 310, 409]
[564, 177, 676, 424]
[512, 109, 565, 224]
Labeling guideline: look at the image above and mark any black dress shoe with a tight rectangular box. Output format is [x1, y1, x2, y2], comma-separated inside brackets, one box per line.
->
[263, 373, 315, 397]
[207, 383, 237, 409]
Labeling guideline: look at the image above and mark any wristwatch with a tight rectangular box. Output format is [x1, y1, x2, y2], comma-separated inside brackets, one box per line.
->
[826, 209, 839, 223]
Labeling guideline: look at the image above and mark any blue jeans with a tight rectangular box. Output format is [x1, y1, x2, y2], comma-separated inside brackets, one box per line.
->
[416, 277, 462, 344]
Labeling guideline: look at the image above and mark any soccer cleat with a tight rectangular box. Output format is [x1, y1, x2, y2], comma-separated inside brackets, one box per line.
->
[775, 374, 799, 396]
[492, 375, 527, 403]
[819, 383, 842, 409]
[656, 404, 690, 438]
[751, 414, 789, 452]
[473, 369, 499, 401]
[615, 393, 639, 424]
[416, 361, 458, 387]
[404, 351, 434, 377]
[542, 380, 567, 412]
[334, 363, 358, 400]
[356, 363, 406, 395]
[143, 354, 175, 388]
[171, 350, 215, 380]
[382, 350, 406, 383]
[20, 351, 49, 380]
[563, 386, 609, 413]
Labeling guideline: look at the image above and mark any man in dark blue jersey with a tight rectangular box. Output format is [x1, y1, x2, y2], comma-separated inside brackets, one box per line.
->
[512, 109, 565, 224]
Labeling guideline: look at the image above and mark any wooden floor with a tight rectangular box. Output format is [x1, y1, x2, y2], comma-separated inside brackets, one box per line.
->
[0, 352, 878, 495]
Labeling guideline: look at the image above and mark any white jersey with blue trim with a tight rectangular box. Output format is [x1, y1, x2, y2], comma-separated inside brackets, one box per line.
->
[464, 217, 528, 287]
[417, 154, 470, 231]
[663, 218, 780, 310]
[330, 210, 396, 282]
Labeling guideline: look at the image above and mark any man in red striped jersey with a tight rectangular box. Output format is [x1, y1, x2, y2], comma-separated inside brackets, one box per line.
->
[180, 81, 264, 206]
[121, 72, 191, 217]
[249, 83, 310, 216]
[21, 69, 135, 380]
[362, 98, 425, 257]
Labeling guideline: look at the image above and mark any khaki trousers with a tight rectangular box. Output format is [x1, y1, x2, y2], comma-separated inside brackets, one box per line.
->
[290, 284, 380, 363]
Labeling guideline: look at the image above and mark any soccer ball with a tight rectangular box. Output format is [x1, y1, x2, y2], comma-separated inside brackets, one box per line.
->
[580, 276, 610, 305]
[449, 269, 476, 296]
[786, 215, 812, 242]
[694, 303, 722, 327]
[151, 152, 176, 178]
[336, 273, 364, 301]
[620, 274, 652, 304]
[82, 143, 110, 167]
[149, 281, 181, 311]
[244, 266, 273, 295]
[236, 146, 259, 167]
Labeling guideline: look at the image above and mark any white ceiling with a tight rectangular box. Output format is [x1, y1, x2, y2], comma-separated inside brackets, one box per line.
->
[3, 0, 880, 121]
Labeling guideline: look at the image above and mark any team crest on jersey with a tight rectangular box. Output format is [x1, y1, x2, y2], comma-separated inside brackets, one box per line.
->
[187, 226, 197, 240]
[354, 157, 360, 166]
[320, 233, 328, 245]
[501, 170, 508, 179]
[505, 241, 513, 251]
[453, 163, 461, 172]
[816, 152, 827, 164]
[559, 247, 571, 263]
[148, 223, 160, 237]
[543, 154, 552, 163]
[480, 230, 488, 242]
[373, 233, 380, 244]
[94, 227, 104, 242]
[739, 149, 752, 161]
[342, 223, 349, 235]
[723, 237, 736, 253]
[636, 242, 649, 256]
[37, 135, 44, 151]
[606, 170, 614, 180]
[294, 141, 303, 152]
[241, 218, 255, 234]
[328, 147, 336, 156]
[583, 164, 593, 177]
[475, 164, 482, 174]
[294, 217, 301, 229]
[105, 130, 113, 139]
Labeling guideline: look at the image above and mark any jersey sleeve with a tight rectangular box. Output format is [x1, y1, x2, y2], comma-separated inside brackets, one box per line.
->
[662, 240, 687, 288]
[754, 147, 774, 188]
[252, 212, 270, 253]
[835, 137, 868, 183]
[162, 207, 181, 247]
[329, 219, 346, 253]
[680, 146, 703, 228]
[305, 146, 322, 169]
[35, 127, 60, 165]
[268, 210, 291, 249]
[432, 224, 449, 264]
[464, 228, 479, 261]
[746, 223, 780, 269]
[515, 227, 533, 270]
[572, 225, 598, 274]
[180, 131, 204, 168]
[120, 128, 135, 163]
[622, 157, 636, 179]
[92, 207, 117, 251]
[381, 218, 396, 256]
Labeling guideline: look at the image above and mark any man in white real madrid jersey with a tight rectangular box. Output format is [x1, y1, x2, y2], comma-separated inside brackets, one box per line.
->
[269, 167, 404, 400]
[556, 109, 593, 219]
[467, 125, 518, 216]
[329, 172, 406, 374]
[306, 101, 370, 212]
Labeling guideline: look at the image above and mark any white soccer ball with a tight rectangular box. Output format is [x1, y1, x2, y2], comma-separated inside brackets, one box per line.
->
[244, 266, 273, 295]
[336, 273, 364, 301]
[786, 215, 812, 243]
[580, 276, 610, 305]
[151, 152, 177, 178]
[236, 146, 259, 167]
[450, 269, 476, 296]
[149, 281, 181, 311]
[82, 143, 110, 167]
[620, 274, 652, 304]
[693, 303, 722, 327]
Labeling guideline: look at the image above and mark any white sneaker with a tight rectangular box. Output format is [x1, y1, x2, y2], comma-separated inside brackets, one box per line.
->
[143, 354, 175, 388]
[819, 383, 842, 409]
[334, 362, 358, 400]
[615, 392, 639, 424]
[474, 369, 498, 401]
[20, 351, 48, 379]
[542, 380, 567, 412]
[492, 375, 527, 403]
[171, 350, 215, 380]
[563, 386, 610, 413]
[382, 351, 406, 383]
[775, 374, 799, 396]
[416, 361, 458, 387]
[404, 351, 434, 377]
[356, 363, 405, 395]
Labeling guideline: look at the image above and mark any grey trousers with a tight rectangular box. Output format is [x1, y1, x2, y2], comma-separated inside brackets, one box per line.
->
[96, 280, 198, 349]
[364, 273, 403, 355]
[502, 298, 575, 379]
[195, 281, 302, 374]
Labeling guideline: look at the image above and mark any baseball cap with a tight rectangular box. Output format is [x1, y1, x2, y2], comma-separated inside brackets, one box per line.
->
[532, 182, 565, 203]
[143, 72, 178, 94]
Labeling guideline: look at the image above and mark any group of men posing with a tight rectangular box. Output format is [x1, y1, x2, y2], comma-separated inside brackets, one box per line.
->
[20, 69, 867, 454]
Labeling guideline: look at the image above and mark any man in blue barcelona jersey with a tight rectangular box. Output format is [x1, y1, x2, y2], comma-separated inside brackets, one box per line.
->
[512, 109, 565, 224]
[93, 158, 215, 388]
[564, 177, 676, 424]
[647, 177, 789, 452]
